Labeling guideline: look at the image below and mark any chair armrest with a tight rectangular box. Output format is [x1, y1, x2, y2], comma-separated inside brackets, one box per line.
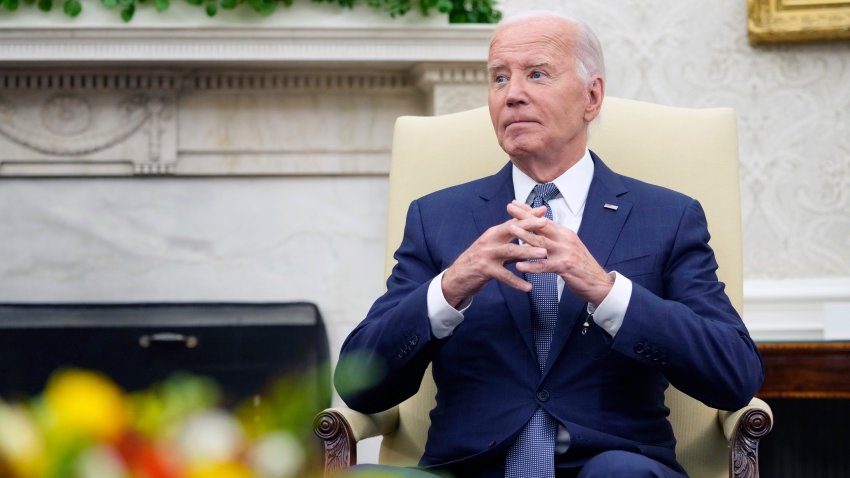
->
[717, 397, 773, 478]
[314, 406, 400, 476]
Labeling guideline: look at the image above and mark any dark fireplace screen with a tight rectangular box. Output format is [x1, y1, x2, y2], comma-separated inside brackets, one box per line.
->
[0, 302, 330, 408]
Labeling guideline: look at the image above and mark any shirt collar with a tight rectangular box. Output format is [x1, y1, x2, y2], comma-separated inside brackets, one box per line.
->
[512, 149, 595, 215]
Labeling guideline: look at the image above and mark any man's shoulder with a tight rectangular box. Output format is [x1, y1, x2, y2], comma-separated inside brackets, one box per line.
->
[592, 153, 695, 208]
[615, 172, 695, 207]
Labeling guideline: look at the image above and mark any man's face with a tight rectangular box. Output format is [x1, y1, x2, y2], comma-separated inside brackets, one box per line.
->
[487, 18, 602, 170]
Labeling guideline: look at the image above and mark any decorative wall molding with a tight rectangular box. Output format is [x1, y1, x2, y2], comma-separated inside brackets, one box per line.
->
[412, 63, 488, 115]
[412, 63, 489, 88]
[0, 21, 492, 177]
[0, 69, 427, 176]
[744, 278, 850, 341]
[0, 88, 177, 176]
[0, 26, 493, 64]
[187, 71, 413, 92]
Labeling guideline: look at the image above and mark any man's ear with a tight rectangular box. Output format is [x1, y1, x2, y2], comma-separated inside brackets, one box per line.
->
[584, 76, 605, 122]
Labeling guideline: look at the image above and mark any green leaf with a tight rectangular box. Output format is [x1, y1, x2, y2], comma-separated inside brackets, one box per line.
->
[185, 0, 202, 5]
[5, 0, 20, 12]
[246, 0, 275, 15]
[101, 0, 118, 8]
[154, 0, 169, 11]
[204, 1, 215, 15]
[36, 0, 51, 11]
[220, 0, 237, 10]
[63, 0, 81, 16]
[120, 2, 134, 20]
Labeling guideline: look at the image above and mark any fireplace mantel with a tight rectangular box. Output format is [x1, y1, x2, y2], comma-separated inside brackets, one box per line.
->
[0, 24, 492, 177]
[0, 25, 493, 64]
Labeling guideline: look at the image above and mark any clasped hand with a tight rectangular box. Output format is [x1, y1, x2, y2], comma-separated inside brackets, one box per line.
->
[441, 200, 613, 308]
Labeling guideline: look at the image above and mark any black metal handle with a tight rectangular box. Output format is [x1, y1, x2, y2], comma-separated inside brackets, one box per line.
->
[138, 332, 198, 349]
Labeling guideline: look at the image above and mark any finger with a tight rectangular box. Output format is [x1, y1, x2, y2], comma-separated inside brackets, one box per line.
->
[507, 200, 546, 219]
[484, 217, 523, 243]
[515, 259, 551, 275]
[492, 266, 533, 292]
[509, 224, 548, 248]
[500, 242, 547, 262]
[510, 200, 533, 212]
[507, 201, 547, 220]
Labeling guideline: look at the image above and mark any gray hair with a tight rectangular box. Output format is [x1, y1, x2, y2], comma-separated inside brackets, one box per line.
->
[495, 11, 606, 83]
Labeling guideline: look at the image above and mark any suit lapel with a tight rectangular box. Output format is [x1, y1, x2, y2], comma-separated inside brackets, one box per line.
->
[575, 153, 633, 271]
[471, 162, 536, 361]
[543, 153, 633, 378]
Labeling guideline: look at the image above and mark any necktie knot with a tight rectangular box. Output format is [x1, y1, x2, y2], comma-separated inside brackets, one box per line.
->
[531, 183, 559, 209]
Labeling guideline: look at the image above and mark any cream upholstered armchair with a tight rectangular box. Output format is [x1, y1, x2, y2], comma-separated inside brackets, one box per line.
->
[315, 97, 773, 478]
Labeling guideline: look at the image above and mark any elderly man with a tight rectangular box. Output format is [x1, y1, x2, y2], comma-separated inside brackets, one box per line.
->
[336, 11, 763, 478]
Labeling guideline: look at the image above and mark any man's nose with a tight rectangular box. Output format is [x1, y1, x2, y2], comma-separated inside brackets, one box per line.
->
[505, 78, 528, 107]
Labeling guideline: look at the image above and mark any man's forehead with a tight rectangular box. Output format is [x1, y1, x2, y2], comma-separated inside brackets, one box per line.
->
[487, 57, 553, 71]
[489, 24, 574, 60]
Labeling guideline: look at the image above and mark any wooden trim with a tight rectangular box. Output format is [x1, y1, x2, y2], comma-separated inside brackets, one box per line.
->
[757, 341, 850, 399]
[314, 410, 357, 477]
[730, 407, 773, 478]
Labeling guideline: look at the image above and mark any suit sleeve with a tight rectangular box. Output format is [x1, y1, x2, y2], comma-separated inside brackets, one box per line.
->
[611, 199, 764, 411]
[335, 199, 444, 414]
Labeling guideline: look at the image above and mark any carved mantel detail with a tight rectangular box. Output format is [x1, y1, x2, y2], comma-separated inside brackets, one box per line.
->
[0, 27, 492, 177]
[413, 63, 488, 115]
[0, 67, 481, 177]
[0, 73, 179, 176]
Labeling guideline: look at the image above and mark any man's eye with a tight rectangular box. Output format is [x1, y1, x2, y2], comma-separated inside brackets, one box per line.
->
[530, 70, 544, 79]
[494, 74, 508, 84]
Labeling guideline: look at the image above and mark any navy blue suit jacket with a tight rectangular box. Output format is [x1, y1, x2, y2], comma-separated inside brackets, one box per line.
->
[337, 153, 764, 477]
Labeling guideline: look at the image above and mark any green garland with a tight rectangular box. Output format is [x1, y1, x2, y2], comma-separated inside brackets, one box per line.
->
[0, 0, 501, 23]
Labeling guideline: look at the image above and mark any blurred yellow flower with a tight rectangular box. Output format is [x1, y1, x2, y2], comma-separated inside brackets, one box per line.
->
[187, 461, 253, 478]
[43, 369, 128, 443]
[0, 403, 46, 477]
[0, 368, 320, 478]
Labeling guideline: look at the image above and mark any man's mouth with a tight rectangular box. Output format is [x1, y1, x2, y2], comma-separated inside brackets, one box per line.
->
[505, 119, 538, 128]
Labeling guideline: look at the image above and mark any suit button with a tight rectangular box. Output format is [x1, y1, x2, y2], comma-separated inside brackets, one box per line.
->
[536, 389, 550, 402]
[635, 342, 645, 354]
[660, 355, 669, 366]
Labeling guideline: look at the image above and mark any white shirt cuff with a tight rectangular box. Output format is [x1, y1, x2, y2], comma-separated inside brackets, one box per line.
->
[427, 271, 470, 339]
[586, 271, 632, 337]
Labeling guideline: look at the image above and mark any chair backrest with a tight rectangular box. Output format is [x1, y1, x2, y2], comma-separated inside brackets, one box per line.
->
[381, 97, 742, 478]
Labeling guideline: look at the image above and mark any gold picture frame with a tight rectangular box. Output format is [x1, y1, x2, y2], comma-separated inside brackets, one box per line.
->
[748, 0, 850, 44]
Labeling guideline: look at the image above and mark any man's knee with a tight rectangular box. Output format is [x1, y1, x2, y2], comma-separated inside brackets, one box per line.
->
[577, 450, 678, 478]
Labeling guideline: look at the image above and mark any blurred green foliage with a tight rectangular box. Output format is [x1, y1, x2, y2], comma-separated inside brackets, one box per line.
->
[0, 0, 501, 23]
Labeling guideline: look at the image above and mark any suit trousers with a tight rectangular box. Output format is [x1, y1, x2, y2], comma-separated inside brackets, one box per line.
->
[344, 450, 687, 478]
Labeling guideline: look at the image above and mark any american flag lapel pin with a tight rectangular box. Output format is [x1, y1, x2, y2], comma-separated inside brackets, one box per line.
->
[603, 203, 619, 211]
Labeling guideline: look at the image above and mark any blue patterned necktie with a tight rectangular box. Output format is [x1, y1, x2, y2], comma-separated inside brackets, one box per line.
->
[505, 183, 560, 478]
